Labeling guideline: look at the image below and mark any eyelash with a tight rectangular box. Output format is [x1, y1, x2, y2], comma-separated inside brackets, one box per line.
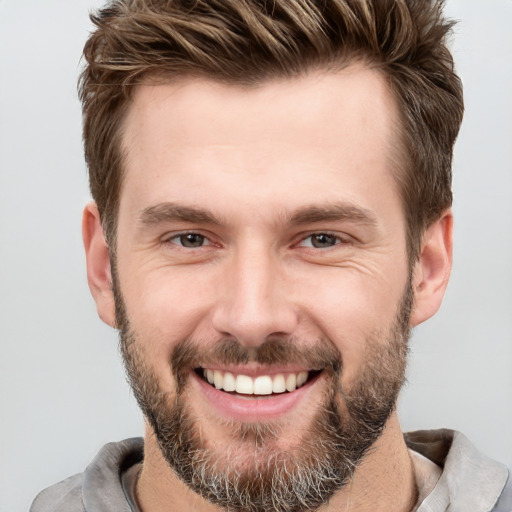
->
[296, 232, 349, 249]
[162, 231, 349, 250]
[164, 231, 214, 249]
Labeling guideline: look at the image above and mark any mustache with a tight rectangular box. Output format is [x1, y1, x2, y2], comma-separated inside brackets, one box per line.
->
[171, 337, 342, 391]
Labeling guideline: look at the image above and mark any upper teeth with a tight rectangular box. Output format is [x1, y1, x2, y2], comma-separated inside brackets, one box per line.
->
[204, 369, 309, 395]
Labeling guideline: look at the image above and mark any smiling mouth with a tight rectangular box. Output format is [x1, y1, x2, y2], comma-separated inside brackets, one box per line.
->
[195, 368, 322, 396]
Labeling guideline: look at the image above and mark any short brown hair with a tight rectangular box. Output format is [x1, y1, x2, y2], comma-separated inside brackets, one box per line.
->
[79, 0, 463, 260]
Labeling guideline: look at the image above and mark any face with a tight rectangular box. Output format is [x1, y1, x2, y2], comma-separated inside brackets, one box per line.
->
[111, 67, 413, 511]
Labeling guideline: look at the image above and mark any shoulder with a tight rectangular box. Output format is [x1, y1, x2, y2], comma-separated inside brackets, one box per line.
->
[30, 438, 144, 512]
[493, 470, 512, 512]
[30, 473, 85, 512]
[406, 429, 510, 512]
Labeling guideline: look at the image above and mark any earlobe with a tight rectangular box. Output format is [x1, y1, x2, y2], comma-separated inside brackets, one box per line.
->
[82, 203, 116, 327]
[410, 210, 453, 327]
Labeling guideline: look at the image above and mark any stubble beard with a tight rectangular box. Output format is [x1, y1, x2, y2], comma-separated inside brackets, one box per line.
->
[113, 272, 412, 512]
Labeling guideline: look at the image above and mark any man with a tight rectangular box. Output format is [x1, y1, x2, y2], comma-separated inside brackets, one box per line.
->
[30, 0, 511, 511]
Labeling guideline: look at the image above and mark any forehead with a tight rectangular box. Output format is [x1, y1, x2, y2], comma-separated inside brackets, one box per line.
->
[123, 65, 398, 151]
[120, 66, 402, 222]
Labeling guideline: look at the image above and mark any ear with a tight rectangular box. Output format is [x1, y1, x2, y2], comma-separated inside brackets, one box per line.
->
[82, 202, 116, 327]
[410, 210, 453, 327]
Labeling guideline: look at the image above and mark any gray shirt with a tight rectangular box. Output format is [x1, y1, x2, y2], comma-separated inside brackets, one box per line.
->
[30, 429, 512, 512]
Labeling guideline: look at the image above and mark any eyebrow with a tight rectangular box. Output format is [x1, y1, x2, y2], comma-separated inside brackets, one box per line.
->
[287, 203, 378, 227]
[139, 203, 221, 226]
[138, 201, 378, 229]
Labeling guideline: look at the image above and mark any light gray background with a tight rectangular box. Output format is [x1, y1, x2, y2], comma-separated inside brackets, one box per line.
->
[0, 1, 511, 511]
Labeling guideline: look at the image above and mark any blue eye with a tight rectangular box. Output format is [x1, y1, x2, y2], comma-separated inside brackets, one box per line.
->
[300, 233, 340, 248]
[171, 233, 208, 248]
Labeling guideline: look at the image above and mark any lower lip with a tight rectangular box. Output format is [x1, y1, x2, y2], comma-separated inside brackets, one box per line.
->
[191, 371, 322, 422]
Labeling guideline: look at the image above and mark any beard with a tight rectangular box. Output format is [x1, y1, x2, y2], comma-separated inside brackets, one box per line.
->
[113, 273, 412, 512]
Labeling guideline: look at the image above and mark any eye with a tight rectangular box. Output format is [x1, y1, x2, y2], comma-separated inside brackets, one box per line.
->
[169, 233, 210, 248]
[298, 233, 342, 249]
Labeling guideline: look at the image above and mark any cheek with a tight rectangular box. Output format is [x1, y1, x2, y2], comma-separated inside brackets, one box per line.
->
[293, 267, 408, 382]
[119, 264, 216, 341]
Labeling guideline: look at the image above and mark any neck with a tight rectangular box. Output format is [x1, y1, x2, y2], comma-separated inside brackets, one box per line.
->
[136, 412, 417, 512]
[325, 413, 418, 512]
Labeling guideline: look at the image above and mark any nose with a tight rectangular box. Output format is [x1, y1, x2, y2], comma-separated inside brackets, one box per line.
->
[211, 245, 298, 347]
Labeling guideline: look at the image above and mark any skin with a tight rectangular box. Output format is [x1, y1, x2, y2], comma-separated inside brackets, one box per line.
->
[83, 65, 452, 511]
